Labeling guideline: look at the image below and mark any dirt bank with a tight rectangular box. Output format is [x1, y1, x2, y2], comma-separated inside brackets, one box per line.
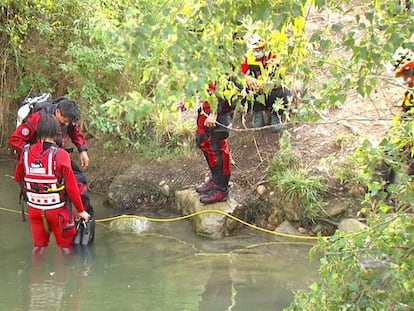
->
[83, 75, 400, 233]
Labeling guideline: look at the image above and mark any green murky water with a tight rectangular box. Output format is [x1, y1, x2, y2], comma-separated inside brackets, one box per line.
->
[0, 160, 318, 311]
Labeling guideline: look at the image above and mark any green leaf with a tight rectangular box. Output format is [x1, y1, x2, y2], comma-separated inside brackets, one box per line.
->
[309, 282, 319, 292]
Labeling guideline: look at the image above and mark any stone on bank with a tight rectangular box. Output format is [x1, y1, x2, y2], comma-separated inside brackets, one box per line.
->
[175, 189, 241, 239]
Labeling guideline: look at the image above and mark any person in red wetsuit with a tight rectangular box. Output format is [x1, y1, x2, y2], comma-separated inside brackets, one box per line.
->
[392, 47, 414, 176]
[15, 114, 90, 256]
[392, 47, 414, 113]
[195, 81, 236, 204]
[240, 33, 291, 131]
[9, 96, 88, 161]
[376, 47, 414, 201]
[8, 96, 93, 216]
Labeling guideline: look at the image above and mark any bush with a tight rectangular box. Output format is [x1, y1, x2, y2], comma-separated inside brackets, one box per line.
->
[286, 213, 414, 310]
[286, 113, 414, 311]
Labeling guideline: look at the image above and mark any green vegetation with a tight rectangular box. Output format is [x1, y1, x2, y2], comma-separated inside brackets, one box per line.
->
[3, 0, 413, 145]
[1, 0, 414, 309]
[268, 132, 327, 224]
[287, 111, 414, 310]
[287, 212, 414, 310]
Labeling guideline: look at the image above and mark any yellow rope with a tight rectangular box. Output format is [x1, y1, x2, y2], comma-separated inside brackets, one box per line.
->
[0, 206, 323, 240]
[0, 206, 24, 215]
[93, 209, 322, 240]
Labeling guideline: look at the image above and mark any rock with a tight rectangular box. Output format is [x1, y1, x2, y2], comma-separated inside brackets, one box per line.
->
[274, 220, 301, 236]
[105, 160, 202, 210]
[348, 184, 367, 198]
[267, 207, 282, 228]
[337, 218, 368, 233]
[109, 217, 150, 234]
[298, 227, 308, 234]
[325, 204, 346, 217]
[256, 185, 267, 196]
[175, 189, 241, 239]
[159, 181, 170, 197]
[312, 223, 323, 234]
[283, 201, 302, 222]
[266, 223, 277, 231]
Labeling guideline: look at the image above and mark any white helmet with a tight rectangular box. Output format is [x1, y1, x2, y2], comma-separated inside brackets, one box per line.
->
[245, 33, 265, 49]
[391, 47, 414, 74]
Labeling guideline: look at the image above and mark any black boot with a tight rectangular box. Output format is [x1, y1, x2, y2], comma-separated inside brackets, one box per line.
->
[252, 111, 265, 128]
[270, 112, 283, 133]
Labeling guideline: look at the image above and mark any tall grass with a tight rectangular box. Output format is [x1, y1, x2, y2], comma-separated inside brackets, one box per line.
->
[269, 167, 327, 223]
[267, 132, 327, 224]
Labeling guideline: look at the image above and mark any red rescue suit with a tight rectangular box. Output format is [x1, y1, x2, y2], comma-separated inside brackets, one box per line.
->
[196, 98, 233, 192]
[8, 106, 88, 154]
[240, 49, 291, 114]
[9, 105, 92, 215]
[15, 140, 86, 248]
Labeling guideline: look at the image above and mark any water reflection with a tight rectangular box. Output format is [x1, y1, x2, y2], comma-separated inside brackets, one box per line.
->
[1, 160, 318, 311]
[27, 247, 92, 310]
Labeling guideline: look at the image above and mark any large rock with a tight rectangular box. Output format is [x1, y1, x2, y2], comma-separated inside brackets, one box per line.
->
[175, 189, 241, 239]
[337, 218, 367, 233]
[109, 217, 150, 234]
[274, 220, 301, 236]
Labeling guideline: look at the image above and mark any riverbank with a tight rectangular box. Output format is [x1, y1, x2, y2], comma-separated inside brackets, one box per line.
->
[82, 78, 398, 236]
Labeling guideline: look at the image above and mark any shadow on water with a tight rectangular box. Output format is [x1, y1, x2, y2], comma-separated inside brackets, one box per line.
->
[0, 160, 319, 311]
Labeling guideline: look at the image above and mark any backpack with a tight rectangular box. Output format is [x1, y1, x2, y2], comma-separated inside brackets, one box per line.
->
[16, 93, 53, 127]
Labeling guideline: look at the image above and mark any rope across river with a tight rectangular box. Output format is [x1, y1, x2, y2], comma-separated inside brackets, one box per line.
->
[0, 205, 322, 241]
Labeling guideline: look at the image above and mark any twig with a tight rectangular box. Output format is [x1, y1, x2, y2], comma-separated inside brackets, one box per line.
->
[253, 137, 263, 163]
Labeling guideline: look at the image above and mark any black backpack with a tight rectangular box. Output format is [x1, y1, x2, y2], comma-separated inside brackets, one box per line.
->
[16, 93, 53, 127]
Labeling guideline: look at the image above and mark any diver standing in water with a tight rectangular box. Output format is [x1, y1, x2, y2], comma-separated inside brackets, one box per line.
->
[14, 114, 90, 256]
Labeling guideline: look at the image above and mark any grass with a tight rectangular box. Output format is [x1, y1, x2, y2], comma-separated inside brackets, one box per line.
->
[267, 131, 327, 224]
[269, 167, 327, 223]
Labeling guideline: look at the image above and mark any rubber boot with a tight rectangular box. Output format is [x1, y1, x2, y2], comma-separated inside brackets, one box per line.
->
[215, 174, 230, 192]
[195, 180, 217, 194]
[200, 190, 228, 204]
[270, 112, 283, 133]
[252, 111, 265, 128]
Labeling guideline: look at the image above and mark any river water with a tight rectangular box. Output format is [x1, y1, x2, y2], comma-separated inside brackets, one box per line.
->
[0, 160, 318, 311]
